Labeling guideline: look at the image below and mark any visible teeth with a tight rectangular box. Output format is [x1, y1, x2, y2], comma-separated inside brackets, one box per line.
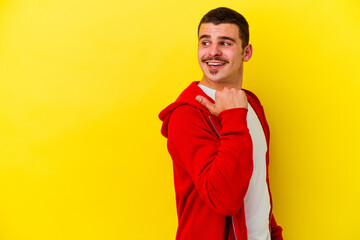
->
[207, 62, 224, 66]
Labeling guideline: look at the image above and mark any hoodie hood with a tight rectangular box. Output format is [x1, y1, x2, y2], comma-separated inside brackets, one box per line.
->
[158, 81, 265, 139]
[159, 81, 214, 138]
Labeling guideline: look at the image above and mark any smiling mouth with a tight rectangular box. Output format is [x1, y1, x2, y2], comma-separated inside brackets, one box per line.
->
[203, 57, 228, 68]
[206, 62, 225, 66]
[205, 62, 226, 75]
[205, 61, 226, 72]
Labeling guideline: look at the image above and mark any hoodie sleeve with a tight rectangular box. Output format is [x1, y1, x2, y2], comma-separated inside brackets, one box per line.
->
[270, 214, 283, 239]
[167, 105, 253, 216]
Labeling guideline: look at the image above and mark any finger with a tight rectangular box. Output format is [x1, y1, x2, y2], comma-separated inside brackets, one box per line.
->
[196, 96, 215, 114]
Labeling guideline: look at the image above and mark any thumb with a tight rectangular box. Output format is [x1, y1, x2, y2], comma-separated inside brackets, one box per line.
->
[196, 96, 215, 114]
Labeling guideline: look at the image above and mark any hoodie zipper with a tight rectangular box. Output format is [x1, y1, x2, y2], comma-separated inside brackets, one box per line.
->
[209, 115, 239, 240]
[208, 116, 220, 136]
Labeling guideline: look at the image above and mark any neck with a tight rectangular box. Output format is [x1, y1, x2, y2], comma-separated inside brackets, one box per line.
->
[199, 75, 243, 91]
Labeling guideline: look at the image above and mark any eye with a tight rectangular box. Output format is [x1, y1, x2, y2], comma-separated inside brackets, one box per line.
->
[220, 41, 231, 46]
[201, 41, 210, 46]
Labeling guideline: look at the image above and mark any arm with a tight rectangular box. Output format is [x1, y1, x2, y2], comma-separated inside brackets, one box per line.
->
[167, 105, 253, 215]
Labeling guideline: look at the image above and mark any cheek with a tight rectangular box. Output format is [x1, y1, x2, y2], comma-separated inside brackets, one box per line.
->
[197, 51, 205, 67]
[228, 50, 242, 65]
[197, 48, 206, 60]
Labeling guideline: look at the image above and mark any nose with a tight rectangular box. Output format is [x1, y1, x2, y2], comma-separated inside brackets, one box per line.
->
[209, 44, 221, 57]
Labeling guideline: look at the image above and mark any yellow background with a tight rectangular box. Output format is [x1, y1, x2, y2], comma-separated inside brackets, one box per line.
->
[1, 0, 359, 239]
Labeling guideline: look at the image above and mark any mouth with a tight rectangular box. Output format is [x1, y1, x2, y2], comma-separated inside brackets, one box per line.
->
[205, 61, 226, 70]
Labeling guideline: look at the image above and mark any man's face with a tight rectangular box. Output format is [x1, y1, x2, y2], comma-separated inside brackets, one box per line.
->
[198, 23, 246, 84]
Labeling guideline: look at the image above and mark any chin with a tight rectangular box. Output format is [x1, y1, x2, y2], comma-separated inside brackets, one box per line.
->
[204, 73, 226, 83]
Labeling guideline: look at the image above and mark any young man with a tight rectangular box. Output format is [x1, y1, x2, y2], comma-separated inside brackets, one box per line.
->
[159, 7, 283, 240]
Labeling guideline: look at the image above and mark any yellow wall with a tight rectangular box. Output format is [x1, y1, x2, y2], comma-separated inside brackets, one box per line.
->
[0, 0, 359, 239]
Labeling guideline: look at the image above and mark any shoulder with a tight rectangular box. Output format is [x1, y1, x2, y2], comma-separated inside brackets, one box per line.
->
[167, 105, 210, 139]
[243, 89, 261, 104]
[169, 104, 204, 128]
[243, 89, 265, 111]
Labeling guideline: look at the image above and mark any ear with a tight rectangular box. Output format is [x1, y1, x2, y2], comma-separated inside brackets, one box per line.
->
[243, 44, 253, 62]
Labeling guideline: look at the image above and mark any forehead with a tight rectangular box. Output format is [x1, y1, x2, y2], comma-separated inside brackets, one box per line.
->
[198, 23, 240, 40]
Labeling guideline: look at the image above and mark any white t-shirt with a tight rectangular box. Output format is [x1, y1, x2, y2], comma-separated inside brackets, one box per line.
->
[198, 84, 271, 240]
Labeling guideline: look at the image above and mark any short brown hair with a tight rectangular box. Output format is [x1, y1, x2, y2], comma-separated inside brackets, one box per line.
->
[198, 7, 249, 49]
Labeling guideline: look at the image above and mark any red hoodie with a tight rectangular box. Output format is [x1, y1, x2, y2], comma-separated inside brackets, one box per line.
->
[159, 82, 283, 240]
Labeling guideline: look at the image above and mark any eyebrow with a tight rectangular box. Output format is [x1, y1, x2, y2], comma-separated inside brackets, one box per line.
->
[199, 35, 236, 43]
[199, 34, 211, 40]
[218, 36, 236, 42]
